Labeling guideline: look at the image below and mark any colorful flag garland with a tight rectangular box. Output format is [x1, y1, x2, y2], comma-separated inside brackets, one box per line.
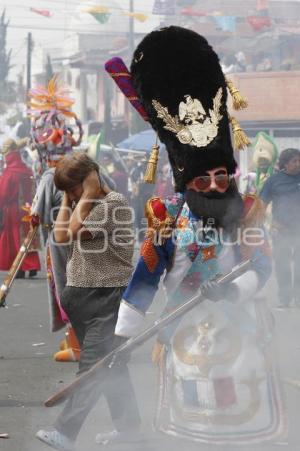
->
[83, 6, 111, 24]
[181, 7, 206, 17]
[27, 1, 281, 34]
[30, 7, 51, 18]
[123, 12, 148, 22]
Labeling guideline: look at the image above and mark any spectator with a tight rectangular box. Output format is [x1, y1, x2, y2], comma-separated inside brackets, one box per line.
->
[101, 152, 129, 198]
[235, 51, 247, 72]
[36, 153, 140, 450]
[221, 55, 240, 74]
[260, 148, 300, 308]
[256, 56, 272, 72]
[0, 138, 40, 278]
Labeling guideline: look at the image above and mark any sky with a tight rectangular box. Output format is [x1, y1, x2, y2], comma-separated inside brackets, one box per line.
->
[2, 0, 71, 79]
[0, 0, 158, 80]
[2, 0, 300, 81]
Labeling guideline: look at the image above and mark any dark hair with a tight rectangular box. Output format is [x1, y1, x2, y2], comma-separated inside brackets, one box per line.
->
[54, 152, 99, 191]
[278, 148, 300, 170]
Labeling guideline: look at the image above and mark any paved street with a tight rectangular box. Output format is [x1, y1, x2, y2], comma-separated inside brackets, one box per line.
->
[1, 264, 300, 451]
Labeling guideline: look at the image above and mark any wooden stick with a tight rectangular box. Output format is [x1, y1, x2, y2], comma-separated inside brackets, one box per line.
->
[44, 260, 252, 407]
[0, 219, 39, 307]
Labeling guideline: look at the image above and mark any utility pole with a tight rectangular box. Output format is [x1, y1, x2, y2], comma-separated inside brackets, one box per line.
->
[127, 0, 134, 136]
[26, 32, 33, 92]
[129, 0, 134, 59]
[26, 32, 33, 131]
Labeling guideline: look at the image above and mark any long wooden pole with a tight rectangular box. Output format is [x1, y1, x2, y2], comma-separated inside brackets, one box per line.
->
[44, 259, 252, 407]
[0, 218, 39, 307]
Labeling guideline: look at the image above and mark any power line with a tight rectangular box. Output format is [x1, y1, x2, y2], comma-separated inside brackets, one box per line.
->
[7, 23, 110, 33]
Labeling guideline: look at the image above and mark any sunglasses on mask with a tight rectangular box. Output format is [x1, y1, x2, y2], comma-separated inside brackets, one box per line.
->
[186, 168, 233, 193]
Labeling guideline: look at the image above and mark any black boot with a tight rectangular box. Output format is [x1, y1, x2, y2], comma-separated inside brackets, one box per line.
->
[29, 270, 38, 278]
[15, 270, 25, 279]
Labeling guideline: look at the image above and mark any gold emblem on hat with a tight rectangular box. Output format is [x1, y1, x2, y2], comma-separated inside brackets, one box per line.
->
[152, 88, 223, 148]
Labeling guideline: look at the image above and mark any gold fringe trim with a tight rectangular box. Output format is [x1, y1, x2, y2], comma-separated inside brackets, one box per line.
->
[141, 238, 159, 273]
[226, 78, 248, 110]
[144, 197, 174, 244]
[230, 116, 251, 151]
[144, 143, 160, 183]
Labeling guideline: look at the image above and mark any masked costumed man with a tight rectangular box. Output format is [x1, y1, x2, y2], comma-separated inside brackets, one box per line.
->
[0, 138, 41, 278]
[244, 131, 278, 195]
[28, 76, 83, 361]
[112, 27, 286, 445]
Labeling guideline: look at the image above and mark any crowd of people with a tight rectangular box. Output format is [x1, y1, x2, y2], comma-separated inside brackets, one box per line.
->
[220, 50, 300, 74]
[0, 25, 300, 451]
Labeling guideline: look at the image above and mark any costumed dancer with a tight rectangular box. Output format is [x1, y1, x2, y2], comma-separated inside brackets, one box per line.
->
[112, 27, 286, 445]
[0, 138, 41, 278]
[28, 75, 83, 362]
[244, 131, 278, 194]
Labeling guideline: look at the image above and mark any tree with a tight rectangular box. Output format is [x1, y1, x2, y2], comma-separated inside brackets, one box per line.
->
[0, 9, 13, 102]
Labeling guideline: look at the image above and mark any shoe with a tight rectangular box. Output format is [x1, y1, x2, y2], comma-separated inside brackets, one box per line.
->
[53, 348, 80, 362]
[95, 429, 139, 445]
[95, 429, 124, 445]
[35, 429, 75, 451]
[59, 337, 68, 351]
[29, 270, 38, 278]
[54, 327, 80, 362]
[15, 270, 25, 279]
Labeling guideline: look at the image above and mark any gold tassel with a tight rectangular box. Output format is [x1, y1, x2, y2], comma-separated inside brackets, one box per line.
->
[226, 78, 248, 110]
[230, 116, 251, 151]
[143, 137, 160, 184]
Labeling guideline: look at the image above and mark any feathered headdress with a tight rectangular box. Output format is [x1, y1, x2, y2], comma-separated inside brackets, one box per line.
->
[28, 75, 83, 162]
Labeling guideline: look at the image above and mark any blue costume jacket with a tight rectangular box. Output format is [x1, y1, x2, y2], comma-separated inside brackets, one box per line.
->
[115, 193, 271, 338]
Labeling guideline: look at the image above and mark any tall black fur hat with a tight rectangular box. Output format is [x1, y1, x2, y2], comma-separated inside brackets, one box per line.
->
[130, 26, 237, 192]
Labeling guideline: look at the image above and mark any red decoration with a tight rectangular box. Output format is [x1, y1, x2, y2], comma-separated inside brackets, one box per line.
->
[247, 15, 271, 31]
[149, 198, 167, 222]
[30, 7, 51, 18]
[202, 246, 216, 262]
